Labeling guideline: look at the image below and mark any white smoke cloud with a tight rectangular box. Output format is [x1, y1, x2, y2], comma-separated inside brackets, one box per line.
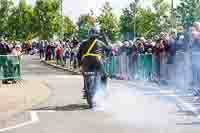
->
[93, 81, 179, 129]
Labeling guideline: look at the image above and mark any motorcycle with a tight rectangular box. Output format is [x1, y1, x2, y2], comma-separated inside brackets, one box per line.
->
[83, 72, 102, 108]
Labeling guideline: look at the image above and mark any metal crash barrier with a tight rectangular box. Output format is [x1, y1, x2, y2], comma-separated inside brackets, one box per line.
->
[104, 54, 154, 81]
[103, 52, 200, 92]
[0, 55, 21, 80]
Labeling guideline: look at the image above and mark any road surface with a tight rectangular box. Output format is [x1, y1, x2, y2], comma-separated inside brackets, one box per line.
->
[3, 55, 200, 133]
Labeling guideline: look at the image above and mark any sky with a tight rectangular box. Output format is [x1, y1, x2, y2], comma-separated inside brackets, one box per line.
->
[16, 0, 179, 21]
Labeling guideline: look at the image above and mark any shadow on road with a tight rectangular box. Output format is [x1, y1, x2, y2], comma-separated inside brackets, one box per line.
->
[32, 104, 90, 112]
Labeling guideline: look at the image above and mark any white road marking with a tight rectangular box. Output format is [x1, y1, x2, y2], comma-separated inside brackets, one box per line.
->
[0, 111, 39, 132]
[174, 95, 200, 118]
[30, 111, 39, 122]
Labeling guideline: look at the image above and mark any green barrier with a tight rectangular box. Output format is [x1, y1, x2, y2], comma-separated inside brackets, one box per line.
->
[110, 56, 118, 76]
[0, 55, 21, 80]
[103, 56, 118, 77]
[103, 54, 153, 80]
[139, 54, 153, 80]
[136, 54, 153, 80]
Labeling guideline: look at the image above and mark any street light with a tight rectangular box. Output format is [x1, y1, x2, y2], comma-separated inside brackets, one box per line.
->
[134, 0, 139, 40]
[60, 0, 64, 40]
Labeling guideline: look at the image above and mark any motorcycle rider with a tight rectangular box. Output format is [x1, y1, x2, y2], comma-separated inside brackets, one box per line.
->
[77, 26, 112, 99]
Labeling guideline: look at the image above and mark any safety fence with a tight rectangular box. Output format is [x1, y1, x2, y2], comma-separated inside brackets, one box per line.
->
[46, 50, 200, 92]
[104, 54, 153, 81]
[0, 55, 21, 80]
[103, 52, 200, 91]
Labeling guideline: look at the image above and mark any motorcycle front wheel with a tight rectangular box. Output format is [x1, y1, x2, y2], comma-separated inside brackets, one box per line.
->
[85, 74, 97, 108]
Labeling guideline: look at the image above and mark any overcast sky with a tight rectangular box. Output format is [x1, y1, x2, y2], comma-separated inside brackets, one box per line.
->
[16, 0, 179, 21]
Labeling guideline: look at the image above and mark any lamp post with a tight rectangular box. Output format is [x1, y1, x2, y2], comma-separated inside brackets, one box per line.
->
[60, 0, 64, 40]
[133, 0, 139, 40]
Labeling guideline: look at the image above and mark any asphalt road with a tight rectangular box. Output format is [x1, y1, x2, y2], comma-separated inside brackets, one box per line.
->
[4, 55, 200, 133]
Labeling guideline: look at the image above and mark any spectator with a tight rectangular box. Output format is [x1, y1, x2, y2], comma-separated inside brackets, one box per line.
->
[39, 40, 45, 59]
[11, 44, 22, 83]
[71, 44, 79, 70]
[144, 39, 153, 54]
[191, 22, 200, 87]
[26, 41, 32, 54]
[51, 42, 56, 60]
[166, 30, 178, 84]
[63, 45, 71, 69]
[137, 42, 145, 54]
[167, 30, 177, 63]
[55, 44, 62, 65]
[45, 42, 51, 61]
[0, 39, 11, 84]
[153, 39, 167, 82]
[176, 35, 186, 52]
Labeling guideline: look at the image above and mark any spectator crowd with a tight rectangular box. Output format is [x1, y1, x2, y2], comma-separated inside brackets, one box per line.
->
[0, 22, 200, 88]
[37, 38, 80, 70]
[35, 30, 188, 79]
[33, 23, 200, 92]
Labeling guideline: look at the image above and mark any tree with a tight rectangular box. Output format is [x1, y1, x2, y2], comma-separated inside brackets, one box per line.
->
[177, 0, 200, 29]
[120, 7, 134, 34]
[77, 14, 96, 40]
[0, 0, 77, 41]
[151, 0, 170, 34]
[98, 2, 120, 41]
[120, 0, 170, 38]
[33, 0, 61, 40]
[119, 2, 138, 39]
[0, 0, 14, 37]
[63, 16, 76, 38]
[136, 8, 157, 37]
[7, 0, 34, 41]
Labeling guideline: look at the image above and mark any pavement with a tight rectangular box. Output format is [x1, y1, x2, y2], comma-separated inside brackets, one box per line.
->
[41, 59, 80, 75]
[0, 80, 49, 120]
[1, 55, 200, 133]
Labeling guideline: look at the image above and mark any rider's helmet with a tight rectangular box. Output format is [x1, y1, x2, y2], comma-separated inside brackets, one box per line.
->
[88, 26, 100, 38]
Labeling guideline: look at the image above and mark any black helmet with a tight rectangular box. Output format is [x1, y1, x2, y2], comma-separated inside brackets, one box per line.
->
[88, 26, 100, 38]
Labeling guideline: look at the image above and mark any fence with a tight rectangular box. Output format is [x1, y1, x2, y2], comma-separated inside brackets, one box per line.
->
[48, 49, 200, 92]
[104, 53, 154, 81]
[0, 55, 21, 80]
[103, 51, 200, 92]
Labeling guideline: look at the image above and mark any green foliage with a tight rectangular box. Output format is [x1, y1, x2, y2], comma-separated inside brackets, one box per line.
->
[149, 0, 170, 35]
[77, 14, 95, 40]
[120, 8, 132, 34]
[7, 0, 34, 41]
[3, 0, 199, 41]
[98, 2, 120, 41]
[177, 0, 200, 29]
[63, 16, 76, 38]
[33, 0, 61, 40]
[1, 0, 66, 41]
[0, 0, 14, 37]
[120, 0, 170, 38]
[136, 8, 157, 37]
